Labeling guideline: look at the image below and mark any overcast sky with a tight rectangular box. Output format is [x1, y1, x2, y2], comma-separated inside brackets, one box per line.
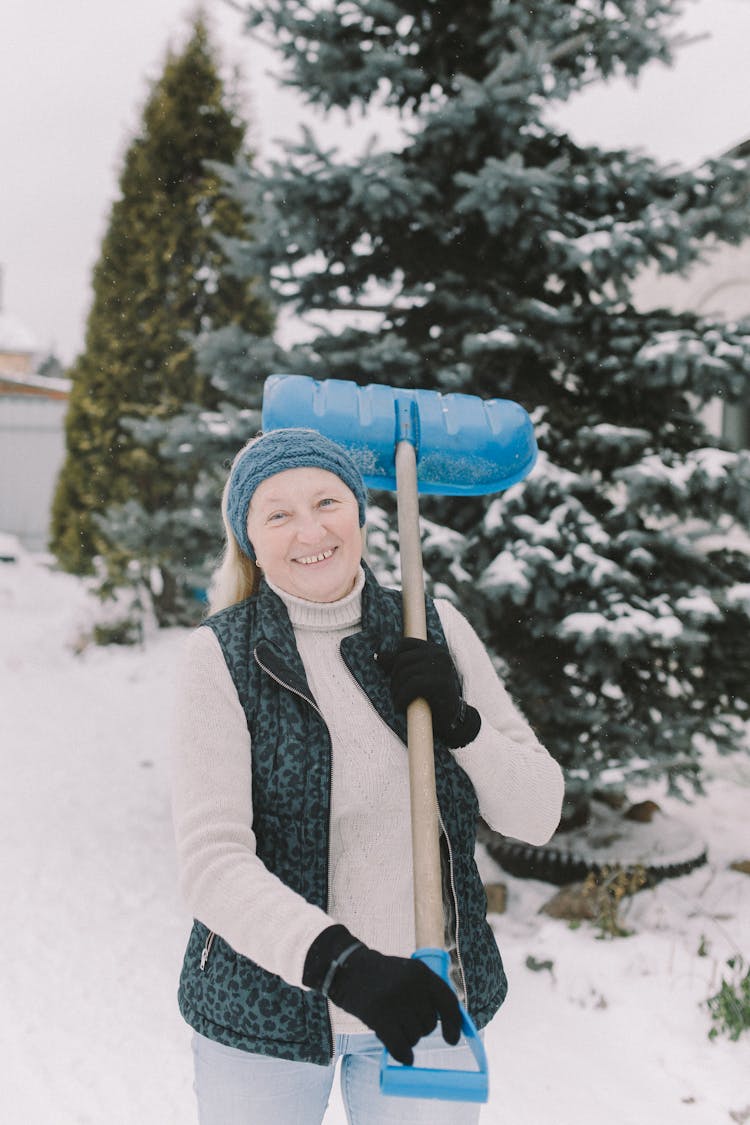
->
[1, 0, 749, 364]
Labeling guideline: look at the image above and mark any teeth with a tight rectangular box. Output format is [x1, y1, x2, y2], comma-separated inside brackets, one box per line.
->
[297, 548, 335, 565]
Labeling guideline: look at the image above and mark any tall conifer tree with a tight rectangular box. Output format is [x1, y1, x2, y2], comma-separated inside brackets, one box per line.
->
[202, 0, 750, 817]
[51, 16, 272, 621]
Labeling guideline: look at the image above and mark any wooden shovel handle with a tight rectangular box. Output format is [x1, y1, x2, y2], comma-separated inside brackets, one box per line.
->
[394, 439, 445, 951]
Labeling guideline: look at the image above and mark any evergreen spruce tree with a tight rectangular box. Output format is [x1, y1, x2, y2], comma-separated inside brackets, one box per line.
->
[50, 15, 272, 623]
[36, 353, 65, 381]
[202, 0, 750, 817]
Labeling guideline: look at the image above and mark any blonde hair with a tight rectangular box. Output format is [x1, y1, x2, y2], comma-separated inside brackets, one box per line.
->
[207, 440, 263, 614]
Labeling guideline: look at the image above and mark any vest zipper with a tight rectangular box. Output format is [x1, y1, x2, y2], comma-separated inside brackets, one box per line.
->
[253, 651, 324, 720]
[435, 811, 469, 1004]
[200, 930, 216, 971]
[253, 649, 336, 1062]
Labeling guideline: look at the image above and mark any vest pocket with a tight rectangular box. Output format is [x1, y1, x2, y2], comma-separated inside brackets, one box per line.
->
[179, 921, 309, 1047]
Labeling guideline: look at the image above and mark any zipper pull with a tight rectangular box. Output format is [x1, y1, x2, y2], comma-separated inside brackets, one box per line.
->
[200, 932, 214, 971]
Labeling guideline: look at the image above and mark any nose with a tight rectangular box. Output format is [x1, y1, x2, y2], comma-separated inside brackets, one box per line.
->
[295, 509, 327, 544]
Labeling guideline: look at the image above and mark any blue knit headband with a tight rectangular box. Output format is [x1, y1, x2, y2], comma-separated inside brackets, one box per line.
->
[226, 428, 368, 560]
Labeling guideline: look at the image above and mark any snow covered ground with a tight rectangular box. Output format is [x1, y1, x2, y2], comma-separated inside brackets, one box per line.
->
[2, 546, 748, 1125]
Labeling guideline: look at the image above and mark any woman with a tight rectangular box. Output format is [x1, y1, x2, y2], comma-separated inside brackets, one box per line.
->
[171, 427, 564, 1124]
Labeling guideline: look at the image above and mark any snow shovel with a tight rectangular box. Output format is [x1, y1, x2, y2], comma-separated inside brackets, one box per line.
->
[261, 374, 537, 1103]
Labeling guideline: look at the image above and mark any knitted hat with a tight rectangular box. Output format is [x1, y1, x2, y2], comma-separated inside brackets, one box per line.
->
[226, 428, 368, 560]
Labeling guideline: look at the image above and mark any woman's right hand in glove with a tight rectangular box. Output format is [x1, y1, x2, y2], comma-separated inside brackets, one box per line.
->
[303, 924, 462, 1066]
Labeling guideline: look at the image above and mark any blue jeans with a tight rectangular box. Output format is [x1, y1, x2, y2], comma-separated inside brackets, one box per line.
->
[192, 1030, 483, 1124]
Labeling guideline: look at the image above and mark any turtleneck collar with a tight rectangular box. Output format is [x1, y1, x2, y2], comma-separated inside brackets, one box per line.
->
[264, 566, 364, 631]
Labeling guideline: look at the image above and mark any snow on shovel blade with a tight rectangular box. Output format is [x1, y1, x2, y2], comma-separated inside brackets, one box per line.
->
[261, 374, 537, 496]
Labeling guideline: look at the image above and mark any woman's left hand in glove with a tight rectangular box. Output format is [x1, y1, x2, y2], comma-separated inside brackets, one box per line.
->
[378, 638, 481, 748]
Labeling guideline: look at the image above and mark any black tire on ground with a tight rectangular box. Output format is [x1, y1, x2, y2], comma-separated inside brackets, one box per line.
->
[482, 835, 708, 887]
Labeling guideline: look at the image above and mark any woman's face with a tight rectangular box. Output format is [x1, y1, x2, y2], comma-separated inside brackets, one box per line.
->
[246, 466, 363, 602]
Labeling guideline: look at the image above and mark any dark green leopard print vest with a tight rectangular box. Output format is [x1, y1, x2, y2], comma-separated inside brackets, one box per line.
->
[177, 563, 507, 1064]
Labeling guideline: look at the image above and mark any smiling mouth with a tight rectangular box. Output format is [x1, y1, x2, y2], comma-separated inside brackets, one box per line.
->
[295, 547, 336, 566]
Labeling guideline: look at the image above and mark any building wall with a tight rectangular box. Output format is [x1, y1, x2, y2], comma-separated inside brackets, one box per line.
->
[0, 395, 68, 550]
[0, 351, 35, 378]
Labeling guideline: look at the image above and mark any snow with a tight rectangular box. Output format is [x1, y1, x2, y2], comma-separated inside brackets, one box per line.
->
[727, 584, 750, 612]
[524, 799, 708, 870]
[464, 328, 520, 353]
[579, 423, 650, 446]
[570, 229, 614, 255]
[0, 369, 71, 394]
[690, 447, 738, 481]
[617, 447, 744, 498]
[526, 449, 581, 490]
[559, 605, 685, 646]
[1, 553, 748, 1124]
[636, 332, 702, 364]
[675, 593, 721, 622]
[197, 411, 234, 436]
[477, 550, 531, 601]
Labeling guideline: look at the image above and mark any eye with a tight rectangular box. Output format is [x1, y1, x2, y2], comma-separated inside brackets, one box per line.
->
[267, 510, 289, 523]
[318, 497, 339, 509]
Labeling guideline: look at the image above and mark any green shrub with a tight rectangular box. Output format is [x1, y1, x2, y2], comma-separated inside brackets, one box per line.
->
[707, 957, 750, 1042]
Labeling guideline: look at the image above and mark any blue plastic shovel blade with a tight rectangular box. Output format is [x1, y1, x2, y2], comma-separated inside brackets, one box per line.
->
[261, 374, 537, 496]
[379, 948, 489, 1103]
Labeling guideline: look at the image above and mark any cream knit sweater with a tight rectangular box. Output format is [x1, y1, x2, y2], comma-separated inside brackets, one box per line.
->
[171, 568, 564, 1035]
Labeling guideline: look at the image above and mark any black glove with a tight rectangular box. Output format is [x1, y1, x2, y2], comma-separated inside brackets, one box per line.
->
[303, 924, 462, 1065]
[378, 638, 481, 748]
